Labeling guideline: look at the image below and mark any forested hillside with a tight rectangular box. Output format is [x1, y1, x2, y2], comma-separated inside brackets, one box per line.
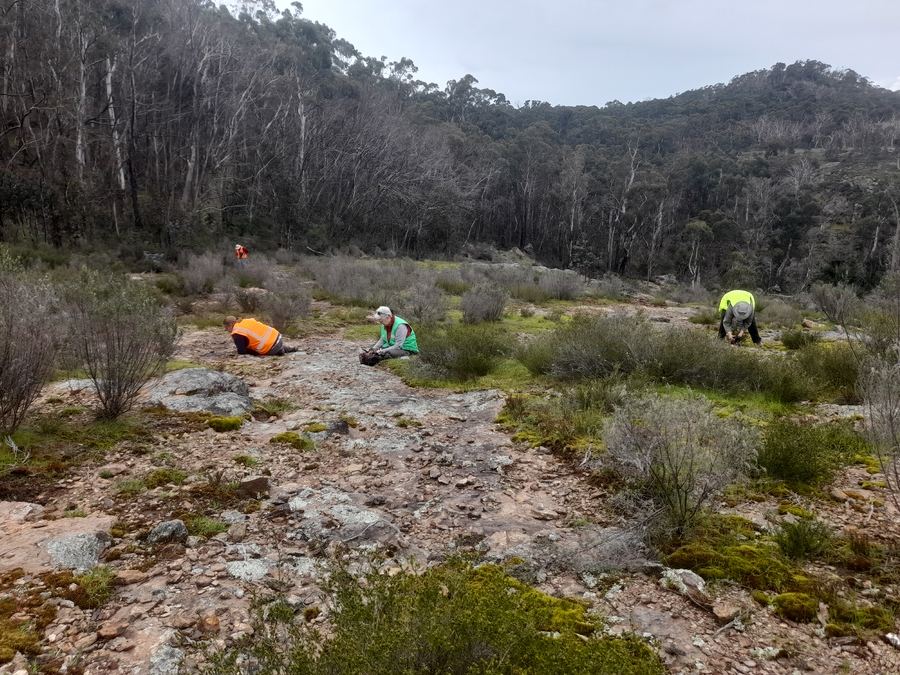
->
[2, 0, 900, 290]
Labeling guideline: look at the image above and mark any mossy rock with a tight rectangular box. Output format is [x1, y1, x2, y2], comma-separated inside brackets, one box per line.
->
[665, 543, 795, 592]
[824, 622, 849, 638]
[777, 503, 814, 519]
[751, 590, 770, 606]
[270, 432, 314, 451]
[304, 422, 327, 433]
[207, 416, 244, 432]
[772, 593, 817, 622]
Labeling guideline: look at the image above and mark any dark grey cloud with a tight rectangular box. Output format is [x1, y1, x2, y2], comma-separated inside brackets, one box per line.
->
[275, 0, 900, 106]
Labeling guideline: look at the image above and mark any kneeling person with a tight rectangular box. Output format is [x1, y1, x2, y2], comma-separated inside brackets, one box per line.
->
[224, 316, 297, 356]
[717, 290, 762, 345]
[359, 306, 418, 366]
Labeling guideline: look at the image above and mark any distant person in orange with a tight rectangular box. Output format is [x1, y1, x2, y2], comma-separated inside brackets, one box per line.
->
[234, 244, 248, 268]
[223, 316, 297, 356]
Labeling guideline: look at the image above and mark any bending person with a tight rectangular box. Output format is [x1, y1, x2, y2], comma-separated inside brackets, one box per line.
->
[223, 316, 297, 356]
[717, 290, 761, 345]
[359, 306, 418, 366]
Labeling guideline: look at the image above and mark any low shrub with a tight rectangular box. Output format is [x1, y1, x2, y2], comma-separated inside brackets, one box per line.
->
[234, 287, 266, 313]
[64, 271, 178, 419]
[434, 274, 471, 296]
[757, 419, 866, 489]
[796, 342, 859, 403]
[758, 299, 801, 328]
[181, 252, 224, 295]
[539, 269, 585, 300]
[200, 558, 665, 675]
[186, 515, 229, 538]
[266, 288, 311, 333]
[460, 283, 508, 323]
[145, 468, 188, 488]
[781, 329, 821, 350]
[0, 256, 59, 434]
[413, 323, 516, 381]
[398, 282, 448, 325]
[602, 394, 759, 537]
[773, 518, 833, 560]
[688, 308, 720, 325]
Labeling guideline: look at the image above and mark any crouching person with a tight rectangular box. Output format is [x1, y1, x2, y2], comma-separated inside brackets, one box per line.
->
[359, 306, 418, 366]
[224, 316, 298, 356]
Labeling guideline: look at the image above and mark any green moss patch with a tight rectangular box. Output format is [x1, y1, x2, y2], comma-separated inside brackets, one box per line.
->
[270, 432, 314, 451]
[772, 593, 817, 622]
[207, 416, 244, 432]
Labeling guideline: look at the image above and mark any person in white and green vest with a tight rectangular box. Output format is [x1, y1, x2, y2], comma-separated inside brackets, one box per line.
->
[718, 290, 762, 345]
[358, 306, 419, 366]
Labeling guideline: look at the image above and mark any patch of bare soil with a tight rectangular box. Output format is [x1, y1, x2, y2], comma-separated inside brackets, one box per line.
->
[1, 306, 899, 675]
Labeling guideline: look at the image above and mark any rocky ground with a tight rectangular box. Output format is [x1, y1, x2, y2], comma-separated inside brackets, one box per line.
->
[1, 301, 900, 675]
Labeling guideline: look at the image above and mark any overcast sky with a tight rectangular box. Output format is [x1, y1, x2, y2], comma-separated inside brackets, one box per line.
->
[269, 0, 900, 108]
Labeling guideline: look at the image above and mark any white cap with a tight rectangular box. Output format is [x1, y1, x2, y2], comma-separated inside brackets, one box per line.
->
[235, 244, 241, 249]
[373, 306, 392, 319]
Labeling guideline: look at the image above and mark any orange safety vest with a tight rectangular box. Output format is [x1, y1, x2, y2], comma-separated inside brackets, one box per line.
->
[235, 246, 248, 259]
[231, 318, 278, 354]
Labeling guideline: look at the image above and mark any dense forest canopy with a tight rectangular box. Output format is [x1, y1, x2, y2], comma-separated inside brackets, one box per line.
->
[2, 0, 900, 291]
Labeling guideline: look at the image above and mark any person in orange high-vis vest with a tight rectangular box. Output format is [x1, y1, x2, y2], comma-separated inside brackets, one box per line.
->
[223, 316, 297, 356]
[234, 244, 248, 268]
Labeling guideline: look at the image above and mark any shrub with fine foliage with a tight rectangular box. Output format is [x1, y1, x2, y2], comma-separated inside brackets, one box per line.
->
[65, 272, 178, 419]
[181, 252, 224, 295]
[601, 394, 759, 537]
[0, 253, 59, 433]
[460, 283, 508, 323]
[413, 324, 515, 380]
[757, 418, 866, 489]
[199, 558, 665, 675]
[398, 282, 448, 325]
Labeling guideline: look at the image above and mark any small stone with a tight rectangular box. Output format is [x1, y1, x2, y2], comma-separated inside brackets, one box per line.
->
[238, 476, 270, 496]
[196, 615, 220, 634]
[97, 622, 128, 639]
[113, 570, 148, 586]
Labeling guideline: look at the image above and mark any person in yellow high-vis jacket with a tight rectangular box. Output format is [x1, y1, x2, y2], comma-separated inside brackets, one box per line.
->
[223, 316, 297, 356]
[717, 290, 761, 345]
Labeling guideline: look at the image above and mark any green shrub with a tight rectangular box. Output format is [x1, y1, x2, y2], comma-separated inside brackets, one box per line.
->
[434, 274, 471, 296]
[413, 323, 515, 381]
[758, 299, 801, 328]
[144, 468, 188, 488]
[781, 329, 821, 350]
[186, 516, 229, 538]
[773, 518, 833, 560]
[233, 454, 259, 467]
[115, 478, 147, 495]
[75, 566, 115, 609]
[757, 419, 866, 489]
[796, 342, 859, 403]
[688, 308, 720, 325]
[201, 558, 665, 675]
[460, 284, 508, 323]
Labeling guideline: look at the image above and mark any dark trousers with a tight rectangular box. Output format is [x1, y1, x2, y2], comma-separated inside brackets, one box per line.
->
[718, 311, 761, 344]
